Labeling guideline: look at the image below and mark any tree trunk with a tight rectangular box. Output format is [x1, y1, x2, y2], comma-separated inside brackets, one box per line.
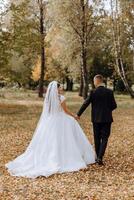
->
[81, 47, 88, 99]
[79, 72, 83, 96]
[80, 0, 89, 99]
[110, 0, 134, 98]
[66, 77, 73, 91]
[38, 0, 46, 98]
[17, 81, 22, 88]
[104, 78, 107, 88]
[91, 81, 95, 90]
[117, 58, 134, 97]
[113, 77, 116, 91]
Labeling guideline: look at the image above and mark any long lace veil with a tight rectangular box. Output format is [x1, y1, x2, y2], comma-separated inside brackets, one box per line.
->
[26, 81, 62, 152]
[42, 81, 62, 116]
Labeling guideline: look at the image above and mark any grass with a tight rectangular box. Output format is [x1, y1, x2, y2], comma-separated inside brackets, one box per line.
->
[0, 90, 134, 200]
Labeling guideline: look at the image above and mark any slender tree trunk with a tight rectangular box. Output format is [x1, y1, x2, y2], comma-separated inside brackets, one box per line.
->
[66, 77, 73, 91]
[81, 45, 88, 99]
[66, 0, 95, 98]
[65, 67, 73, 91]
[17, 81, 22, 88]
[105, 78, 108, 88]
[38, 0, 46, 98]
[113, 77, 116, 91]
[80, 0, 89, 99]
[110, 0, 134, 98]
[116, 58, 134, 97]
[79, 71, 83, 96]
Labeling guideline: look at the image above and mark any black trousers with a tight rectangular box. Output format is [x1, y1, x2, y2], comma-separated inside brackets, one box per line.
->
[93, 122, 111, 160]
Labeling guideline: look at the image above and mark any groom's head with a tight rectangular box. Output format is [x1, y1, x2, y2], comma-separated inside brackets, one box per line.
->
[94, 74, 104, 88]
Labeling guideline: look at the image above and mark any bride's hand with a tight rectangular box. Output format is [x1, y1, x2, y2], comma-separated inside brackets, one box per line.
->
[61, 101, 80, 120]
[74, 115, 80, 121]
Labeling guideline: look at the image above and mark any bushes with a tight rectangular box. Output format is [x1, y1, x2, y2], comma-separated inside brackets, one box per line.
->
[115, 79, 133, 93]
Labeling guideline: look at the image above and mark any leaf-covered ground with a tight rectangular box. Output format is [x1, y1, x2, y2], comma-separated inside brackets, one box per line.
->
[0, 91, 134, 200]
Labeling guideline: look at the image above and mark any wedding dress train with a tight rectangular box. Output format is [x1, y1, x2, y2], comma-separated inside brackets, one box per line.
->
[5, 81, 95, 178]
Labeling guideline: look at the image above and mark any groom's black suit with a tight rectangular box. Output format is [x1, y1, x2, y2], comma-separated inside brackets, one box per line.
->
[77, 86, 117, 161]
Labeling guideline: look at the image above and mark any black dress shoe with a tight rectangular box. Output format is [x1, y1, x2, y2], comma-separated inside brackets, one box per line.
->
[96, 158, 104, 166]
[95, 158, 98, 162]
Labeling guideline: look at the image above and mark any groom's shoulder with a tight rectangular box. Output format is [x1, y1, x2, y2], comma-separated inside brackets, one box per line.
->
[95, 86, 113, 94]
[88, 87, 113, 95]
[105, 87, 113, 93]
[104, 87, 115, 96]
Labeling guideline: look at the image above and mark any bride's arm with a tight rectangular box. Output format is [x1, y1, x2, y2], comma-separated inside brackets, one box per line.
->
[61, 101, 76, 119]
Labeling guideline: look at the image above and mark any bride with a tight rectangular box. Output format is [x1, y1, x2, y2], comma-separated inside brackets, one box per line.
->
[5, 81, 95, 178]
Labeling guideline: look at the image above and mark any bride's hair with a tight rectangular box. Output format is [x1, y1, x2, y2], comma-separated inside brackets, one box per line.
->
[57, 82, 60, 88]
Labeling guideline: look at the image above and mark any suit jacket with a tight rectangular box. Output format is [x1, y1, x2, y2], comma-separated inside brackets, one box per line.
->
[77, 86, 117, 123]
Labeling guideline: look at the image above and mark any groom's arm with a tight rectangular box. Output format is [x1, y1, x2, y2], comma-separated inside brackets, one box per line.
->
[77, 90, 93, 117]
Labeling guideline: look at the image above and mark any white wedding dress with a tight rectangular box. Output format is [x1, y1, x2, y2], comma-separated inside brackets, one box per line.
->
[5, 81, 95, 178]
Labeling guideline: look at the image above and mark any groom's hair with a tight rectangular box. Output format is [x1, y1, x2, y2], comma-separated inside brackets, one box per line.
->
[94, 74, 104, 82]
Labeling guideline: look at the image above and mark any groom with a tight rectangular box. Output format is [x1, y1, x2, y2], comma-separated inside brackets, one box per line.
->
[76, 74, 117, 165]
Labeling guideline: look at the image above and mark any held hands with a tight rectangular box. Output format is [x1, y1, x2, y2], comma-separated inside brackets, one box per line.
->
[74, 115, 80, 121]
[71, 113, 80, 121]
